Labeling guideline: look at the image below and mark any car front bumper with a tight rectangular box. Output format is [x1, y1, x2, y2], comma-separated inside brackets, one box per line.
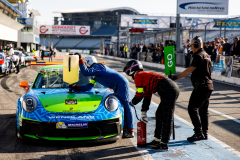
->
[17, 118, 122, 143]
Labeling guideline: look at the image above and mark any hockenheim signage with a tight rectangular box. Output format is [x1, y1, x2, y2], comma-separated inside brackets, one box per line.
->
[39, 25, 90, 35]
[177, 0, 229, 15]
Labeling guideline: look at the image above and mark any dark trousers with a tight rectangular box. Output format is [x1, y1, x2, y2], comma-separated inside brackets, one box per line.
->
[155, 78, 179, 143]
[188, 89, 212, 134]
[41, 51, 44, 60]
[14, 61, 20, 73]
[49, 54, 52, 62]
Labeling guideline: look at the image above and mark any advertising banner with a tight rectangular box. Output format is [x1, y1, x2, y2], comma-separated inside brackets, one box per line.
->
[164, 46, 176, 75]
[39, 25, 90, 35]
[121, 15, 170, 29]
[213, 19, 240, 29]
[177, 0, 228, 15]
[17, 18, 34, 26]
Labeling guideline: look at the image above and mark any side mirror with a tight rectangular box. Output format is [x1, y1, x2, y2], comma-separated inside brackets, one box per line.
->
[19, 81, 29, 91]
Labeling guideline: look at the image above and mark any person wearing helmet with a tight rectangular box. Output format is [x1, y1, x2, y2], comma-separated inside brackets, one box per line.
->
[74, 55, 134, 138]
[123, 60, 179, 151]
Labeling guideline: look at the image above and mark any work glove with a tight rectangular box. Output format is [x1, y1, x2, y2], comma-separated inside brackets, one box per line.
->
[168, 74, 177, 81]
[141, 111, 148, 123]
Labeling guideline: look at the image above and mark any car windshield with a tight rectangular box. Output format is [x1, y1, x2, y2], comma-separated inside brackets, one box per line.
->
[32, 68, 105, 89]
[14, 52, 20, 55]
[29, 53, 35, 56]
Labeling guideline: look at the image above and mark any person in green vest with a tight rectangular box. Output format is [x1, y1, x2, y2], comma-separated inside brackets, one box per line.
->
[32, 48, 36, 56]
[124, 45, 128, 58]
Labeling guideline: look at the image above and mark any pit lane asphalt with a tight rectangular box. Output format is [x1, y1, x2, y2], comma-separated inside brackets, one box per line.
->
[0, 54, 240, 159]
[0, 58, 143, 160]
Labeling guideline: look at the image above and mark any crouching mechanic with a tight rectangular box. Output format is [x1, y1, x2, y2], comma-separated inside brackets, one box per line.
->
[74, 55, 134, 138]
[123, 60, 179, 151]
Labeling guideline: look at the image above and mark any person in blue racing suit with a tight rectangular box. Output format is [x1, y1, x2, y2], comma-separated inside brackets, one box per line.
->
[74, 54, 134, 138]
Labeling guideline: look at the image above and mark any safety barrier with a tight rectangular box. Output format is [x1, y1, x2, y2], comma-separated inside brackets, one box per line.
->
[30, 61, 63, 67]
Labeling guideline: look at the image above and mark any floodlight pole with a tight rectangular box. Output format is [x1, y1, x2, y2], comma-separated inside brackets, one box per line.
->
[175, 14, 180, 52]
[116, 12, 120, 56]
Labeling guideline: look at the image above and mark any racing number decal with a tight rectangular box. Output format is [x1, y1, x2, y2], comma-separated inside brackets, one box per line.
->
[41, 71, 59, 77]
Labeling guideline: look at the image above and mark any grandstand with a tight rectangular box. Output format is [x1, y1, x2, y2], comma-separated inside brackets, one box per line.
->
[39, 7, 140, 50]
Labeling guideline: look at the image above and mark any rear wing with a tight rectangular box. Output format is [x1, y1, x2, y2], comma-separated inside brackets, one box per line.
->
[31, 61, 105, 67]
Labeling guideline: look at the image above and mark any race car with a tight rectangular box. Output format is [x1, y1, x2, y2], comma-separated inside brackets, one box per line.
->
[16, 65, 123, 143]
[0, 52, 11, 74]
[25, 52, 38, 63]
[14, 50, 26, 66]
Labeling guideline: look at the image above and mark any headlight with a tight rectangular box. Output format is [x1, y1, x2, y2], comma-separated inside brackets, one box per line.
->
[104, 96, 119, 112]
[22, 96, 38, 112]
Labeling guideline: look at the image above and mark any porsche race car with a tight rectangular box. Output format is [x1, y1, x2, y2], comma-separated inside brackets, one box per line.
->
[16, 65, 123, 143]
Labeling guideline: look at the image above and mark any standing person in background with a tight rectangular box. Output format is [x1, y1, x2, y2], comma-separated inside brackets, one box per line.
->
[53, 48, 57, 57]
[215, 37, 219, 47]
[233, 37, 240, 57]
[41, 46, 45, 60]
[0, 45, 3, 52]
[124, 45, 128, 58]
[120, 44, 124, 57]
[49, 46, 53, 62]
[211, 42, 217, 63]
[32, 48, 36, 56]
[207, 42, 213, 58]
[159, 44, 164, 64]
[223, 37, 231, 56]
[217, 40, 224, 55]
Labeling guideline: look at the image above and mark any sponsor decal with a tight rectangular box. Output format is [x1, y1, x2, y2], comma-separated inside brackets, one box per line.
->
[56, 122, 88, 129]
[213, 19, 240, 29]
[133, 19, 158, 24]
[179, 2, 222, 10]
[40, 25, 49, 34]
[49, 115, 95, 120]
[79, 27, 88, 34]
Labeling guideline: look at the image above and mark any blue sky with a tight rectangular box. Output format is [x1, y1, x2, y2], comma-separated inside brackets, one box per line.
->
[30, 0, 240, 25]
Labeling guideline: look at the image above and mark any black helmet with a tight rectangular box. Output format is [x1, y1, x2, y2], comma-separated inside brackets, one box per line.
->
[123, 60, 143, 76]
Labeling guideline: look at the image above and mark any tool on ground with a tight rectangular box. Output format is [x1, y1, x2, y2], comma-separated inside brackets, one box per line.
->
[170, 70, 175, 140]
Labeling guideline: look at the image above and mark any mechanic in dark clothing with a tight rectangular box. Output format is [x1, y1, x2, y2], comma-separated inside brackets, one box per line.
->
[124, 60, 179, 151]
[169, 36, 214, 142]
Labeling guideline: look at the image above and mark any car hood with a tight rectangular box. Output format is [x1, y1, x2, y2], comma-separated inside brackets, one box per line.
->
[33, 88, 107, 113]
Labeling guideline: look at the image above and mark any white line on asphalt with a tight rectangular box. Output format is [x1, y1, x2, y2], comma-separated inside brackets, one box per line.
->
[208, 108, 240, 124]
[131, 89, 240, 158]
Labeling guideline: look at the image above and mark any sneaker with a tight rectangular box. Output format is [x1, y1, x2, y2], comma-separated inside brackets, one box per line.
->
[122, 130, 134, 138]
[147, 140, 160, 147]
[151, 143, 169, 151]
[187, 133, 205, 142]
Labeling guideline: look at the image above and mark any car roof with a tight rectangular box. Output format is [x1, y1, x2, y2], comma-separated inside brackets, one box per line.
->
[40, 65, 63, 71]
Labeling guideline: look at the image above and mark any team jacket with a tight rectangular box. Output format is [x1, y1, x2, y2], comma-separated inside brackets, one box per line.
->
[77, 59, 128, 91]
[132, 71, 165, 111]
